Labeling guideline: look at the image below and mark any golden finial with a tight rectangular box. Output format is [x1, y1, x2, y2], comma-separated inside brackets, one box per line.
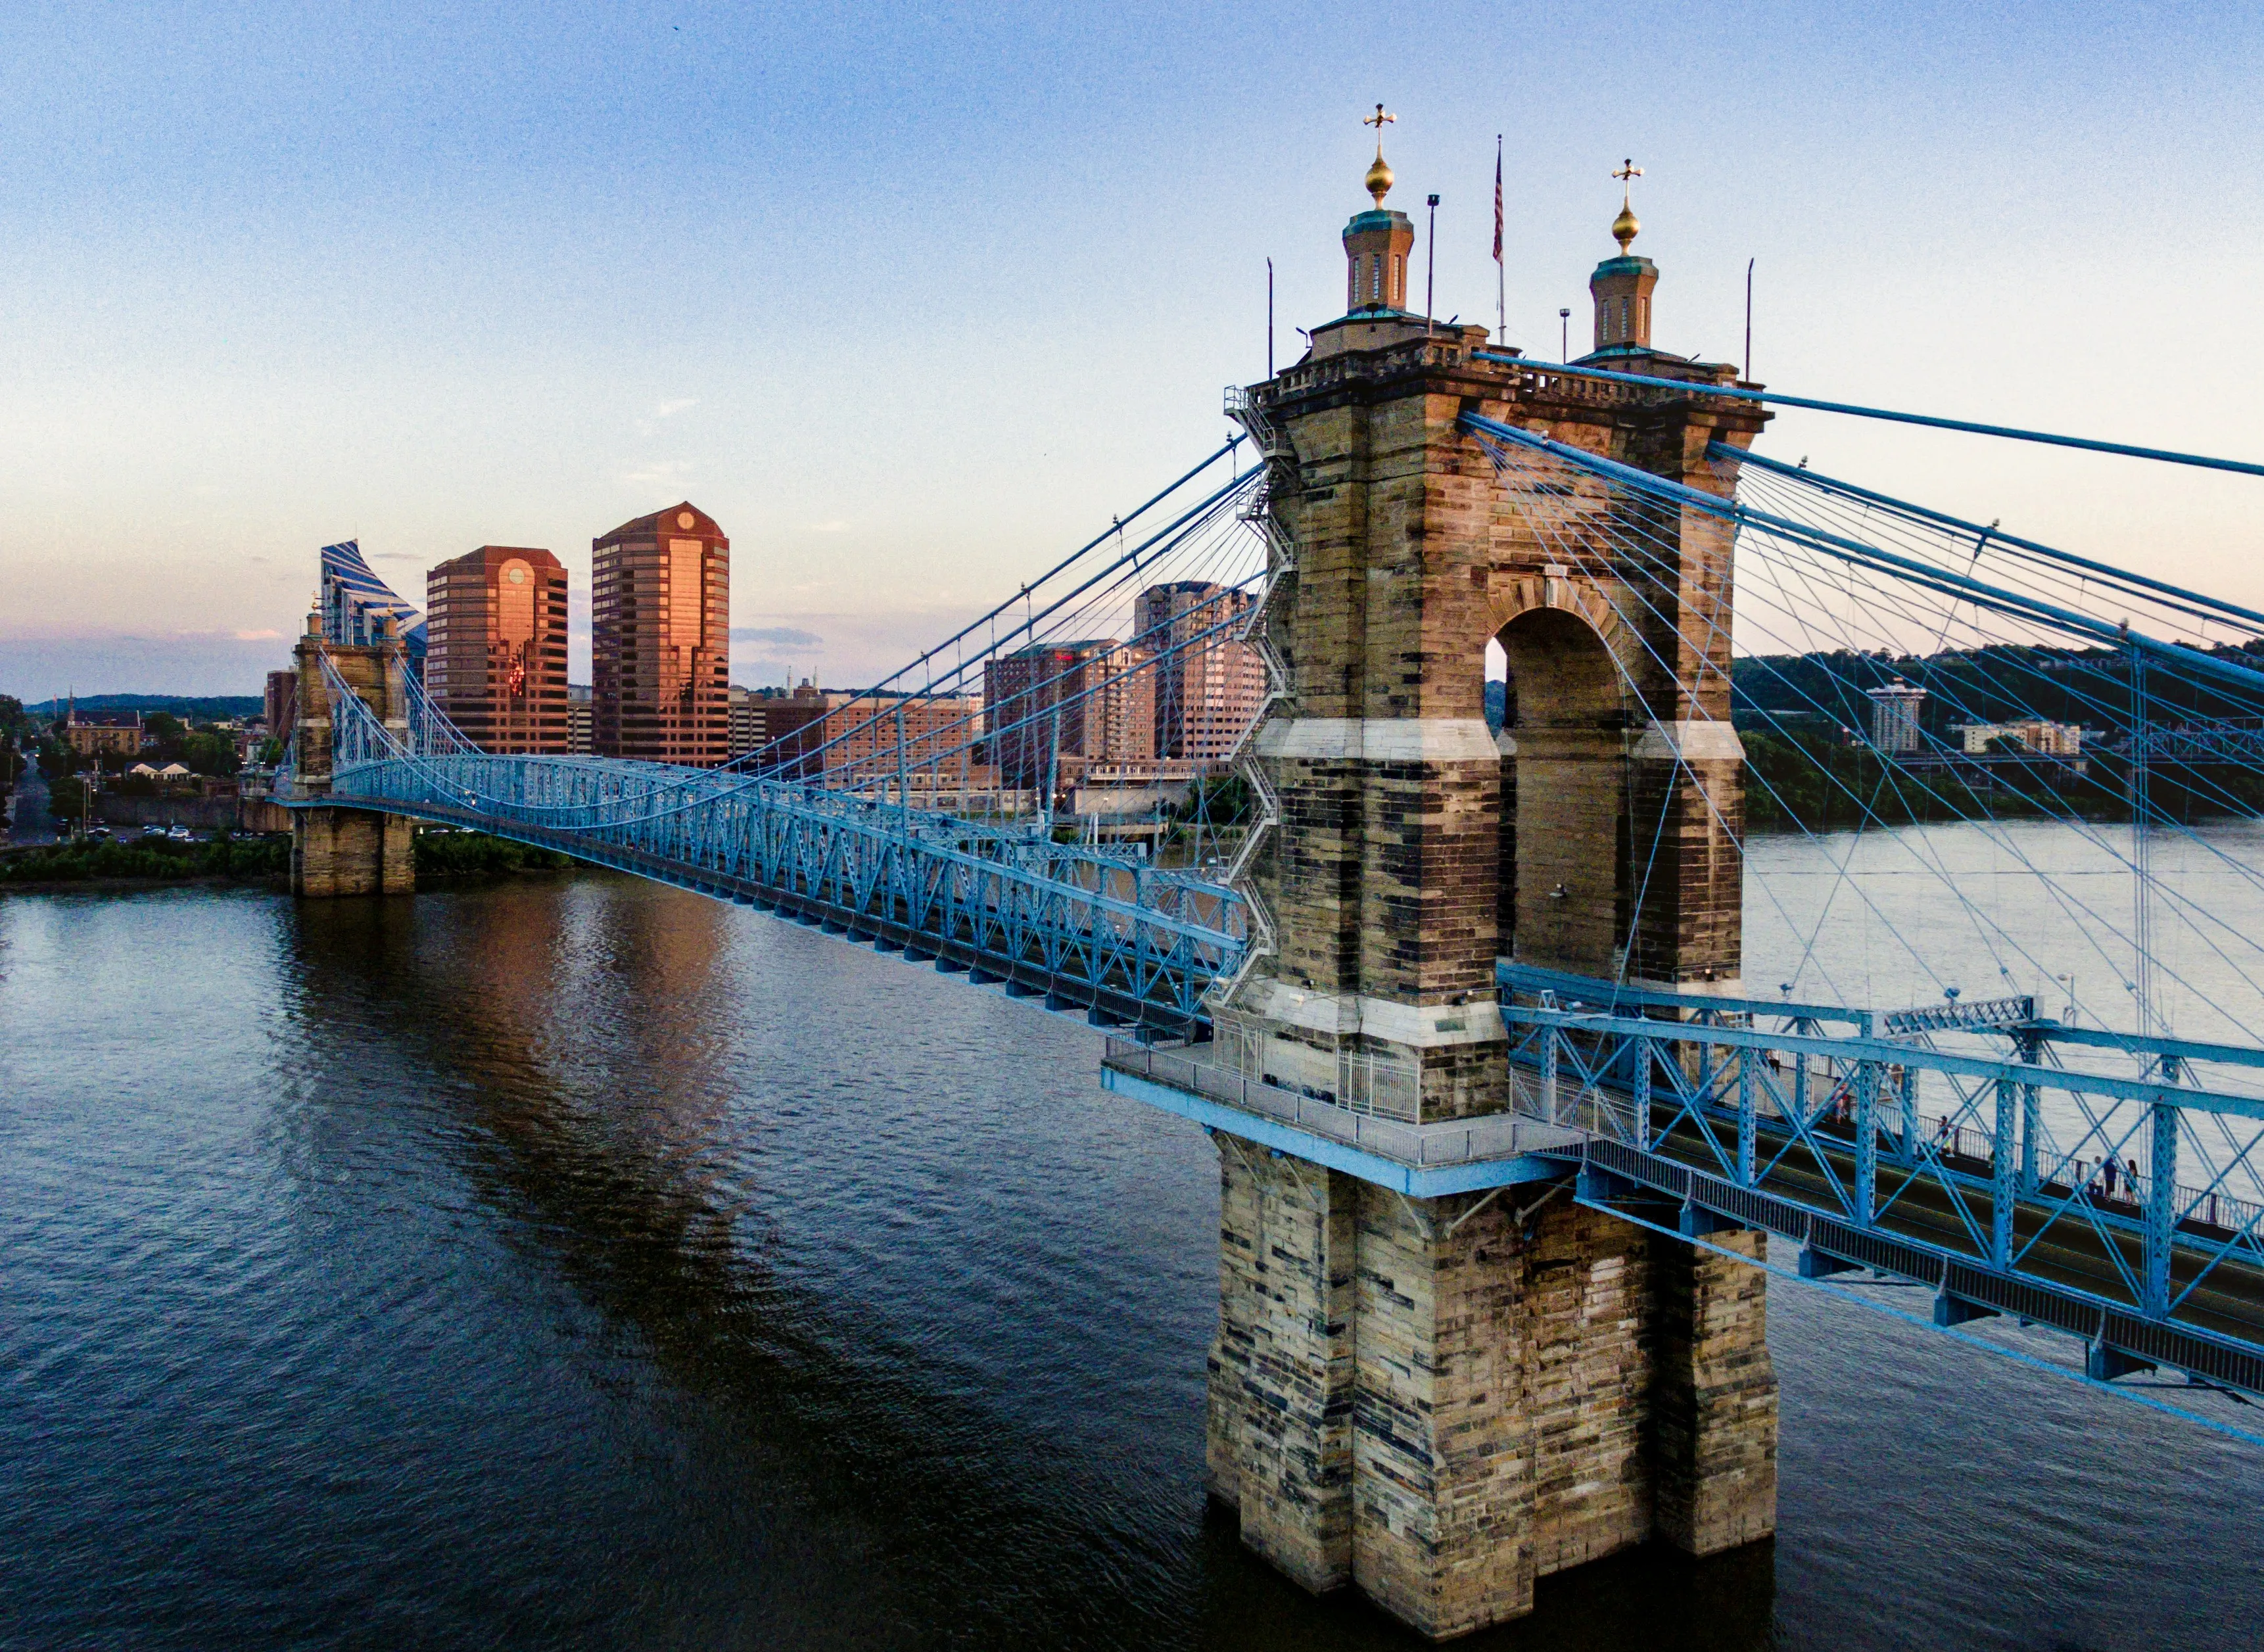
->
[1363, 103, 1396, 208]
[1611, 158, 1643, 254]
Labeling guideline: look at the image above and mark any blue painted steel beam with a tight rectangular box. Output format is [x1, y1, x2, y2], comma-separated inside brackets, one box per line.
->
[2016, 1020, 2264, 1075]
[1502, 1001, 2264, 1121]
[1461, 410, 2264, 699]
[1711, 443, 2264, 633]
[1469, 351, 2264, 481]
[1498, 960, 1870, 1031]
[289, 765, 1239, 1034]
[1572, 1135, 2264, 1396]
[1100, 1064, 1567, 1197]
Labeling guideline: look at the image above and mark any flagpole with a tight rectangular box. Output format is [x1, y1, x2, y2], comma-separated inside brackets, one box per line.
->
[1493, 135, 1505, 345]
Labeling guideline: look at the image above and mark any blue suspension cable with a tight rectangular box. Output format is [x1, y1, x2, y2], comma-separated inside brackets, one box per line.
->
[1471, 431, 2264, 1043]
[1714, 444, 2264, 635]
[1469, 353, 2264, 481]
[1461, 412, 2264, 700]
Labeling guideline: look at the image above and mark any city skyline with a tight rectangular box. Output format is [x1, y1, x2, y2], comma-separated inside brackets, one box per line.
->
[2, 2, 2260, 701]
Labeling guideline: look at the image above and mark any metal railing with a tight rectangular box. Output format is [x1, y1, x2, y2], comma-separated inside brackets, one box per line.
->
[1102, 1037, 1575, 1169]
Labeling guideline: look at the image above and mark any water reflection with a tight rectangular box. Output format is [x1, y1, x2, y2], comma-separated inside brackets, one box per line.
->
[5, 872, 2259, 1651]
[271, 877, 1783, 1651]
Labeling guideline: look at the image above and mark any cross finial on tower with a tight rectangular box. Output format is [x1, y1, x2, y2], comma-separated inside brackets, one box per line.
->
[1361, 105, 1398, 208]
[1611, 158, 1643, 254]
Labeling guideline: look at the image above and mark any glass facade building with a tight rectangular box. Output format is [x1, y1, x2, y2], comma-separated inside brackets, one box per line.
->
[592, 503, 731, 765]
[424, 546, 571, 754]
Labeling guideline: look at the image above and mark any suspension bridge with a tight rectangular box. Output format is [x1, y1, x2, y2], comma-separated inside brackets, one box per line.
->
[274, 162, 2264, 1639]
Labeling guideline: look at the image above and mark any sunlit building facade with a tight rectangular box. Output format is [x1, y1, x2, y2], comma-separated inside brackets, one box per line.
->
[423, 546, 571, 754]
[592, 503, 731, 765]
[1132, 581, 1263, 761]
[983, 640, 1154, 789]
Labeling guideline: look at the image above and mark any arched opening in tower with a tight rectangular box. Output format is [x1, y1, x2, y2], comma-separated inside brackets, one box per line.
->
[1490, 606, 1632, 978]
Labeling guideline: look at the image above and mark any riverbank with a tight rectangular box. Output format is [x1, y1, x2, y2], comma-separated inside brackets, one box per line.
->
[0, 830, 581, 892]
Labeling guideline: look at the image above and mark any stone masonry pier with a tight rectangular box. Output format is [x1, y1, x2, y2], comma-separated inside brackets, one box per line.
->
[1171, 155, 1780, 1639]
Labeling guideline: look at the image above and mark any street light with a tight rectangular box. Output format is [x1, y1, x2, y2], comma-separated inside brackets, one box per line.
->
[1559, 308, 1571, 363]
[1425, 194, 1440, 324]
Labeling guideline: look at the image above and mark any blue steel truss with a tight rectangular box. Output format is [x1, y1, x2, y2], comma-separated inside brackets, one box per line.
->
[1499, 962, 2264, 1396]
[283, 653, 1246, 1035]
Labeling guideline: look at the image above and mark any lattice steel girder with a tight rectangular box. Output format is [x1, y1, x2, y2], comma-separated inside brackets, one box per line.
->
[1576, 1133, 2264, 1398]
[1505, 1004, 2264, 1123]
[307, 747, 1244, 1027]
[1504, 1004, 2264, 1363]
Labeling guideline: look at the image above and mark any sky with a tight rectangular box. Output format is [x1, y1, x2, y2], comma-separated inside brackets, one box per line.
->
[2, 1, 2260, 699]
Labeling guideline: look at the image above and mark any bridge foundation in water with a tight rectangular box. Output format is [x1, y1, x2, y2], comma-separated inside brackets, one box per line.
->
[1192, 164, 1776, 1638]
[289, 610, 416, 897]
[1205, 1157, 1774, 1634]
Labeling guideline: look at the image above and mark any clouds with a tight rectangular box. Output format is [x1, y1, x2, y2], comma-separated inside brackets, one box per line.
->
[730, 625, 822, 648]
[0, 630, 298, 697]
[620, 458, 694, 490]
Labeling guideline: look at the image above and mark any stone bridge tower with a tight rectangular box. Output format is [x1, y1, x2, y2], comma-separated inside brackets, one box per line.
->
[1201, 151, 1776, 1639]
[289, 604, 416, 897]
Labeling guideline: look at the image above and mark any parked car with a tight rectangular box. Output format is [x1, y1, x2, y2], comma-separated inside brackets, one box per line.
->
[167, 826, 193, 841]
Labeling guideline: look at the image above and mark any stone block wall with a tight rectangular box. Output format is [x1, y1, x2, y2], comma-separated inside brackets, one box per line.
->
[1207, 1135, 1778, 1640]
[1651, 1229, 1778, 1553]
[1208, 1139, 1358, 1591]
[291, 805, 414, 896]
[289, 626, 418, 899]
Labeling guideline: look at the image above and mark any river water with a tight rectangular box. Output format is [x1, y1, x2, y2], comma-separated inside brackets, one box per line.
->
[4, 849, 2263, 1650]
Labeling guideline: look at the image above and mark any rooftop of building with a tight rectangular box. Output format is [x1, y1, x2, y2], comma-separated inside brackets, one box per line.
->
[1005, 638, 1125, 659]
[595, 500, 726, 546]
[431, 544, 565, 573]
[1342, 208, 1412, 234]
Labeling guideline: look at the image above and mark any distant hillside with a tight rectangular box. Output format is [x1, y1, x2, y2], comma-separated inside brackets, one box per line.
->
[27, 693, 265, 722]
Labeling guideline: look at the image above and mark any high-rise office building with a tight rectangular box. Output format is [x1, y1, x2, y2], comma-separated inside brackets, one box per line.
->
[424, 546, 571, 753]
[773, 692, 984, 784]
[1133, 581, 1264, 761]
[263, 669, 298, 742]
[727, 684, 767, 760]
[566, 684, 593, 753]
[320, 538, 428, 680]
[592, 502, 730, 765]
[983, 640, 1154, 789]
[1866, 682, 1928, 755]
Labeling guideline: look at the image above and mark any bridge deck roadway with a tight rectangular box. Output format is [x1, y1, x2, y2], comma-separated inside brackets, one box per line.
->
[1660, 1118, 2264, 1353]
[301, 788, 1237, 1036]
[1563, 1100, 2264, 1395]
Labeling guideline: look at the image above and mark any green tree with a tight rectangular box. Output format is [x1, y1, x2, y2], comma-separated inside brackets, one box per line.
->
[142, 713, 185, 759]
[182, 729, 240, 777]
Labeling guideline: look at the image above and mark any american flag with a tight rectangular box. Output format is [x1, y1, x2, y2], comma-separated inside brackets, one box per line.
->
[1492, 139, 1503, 264]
